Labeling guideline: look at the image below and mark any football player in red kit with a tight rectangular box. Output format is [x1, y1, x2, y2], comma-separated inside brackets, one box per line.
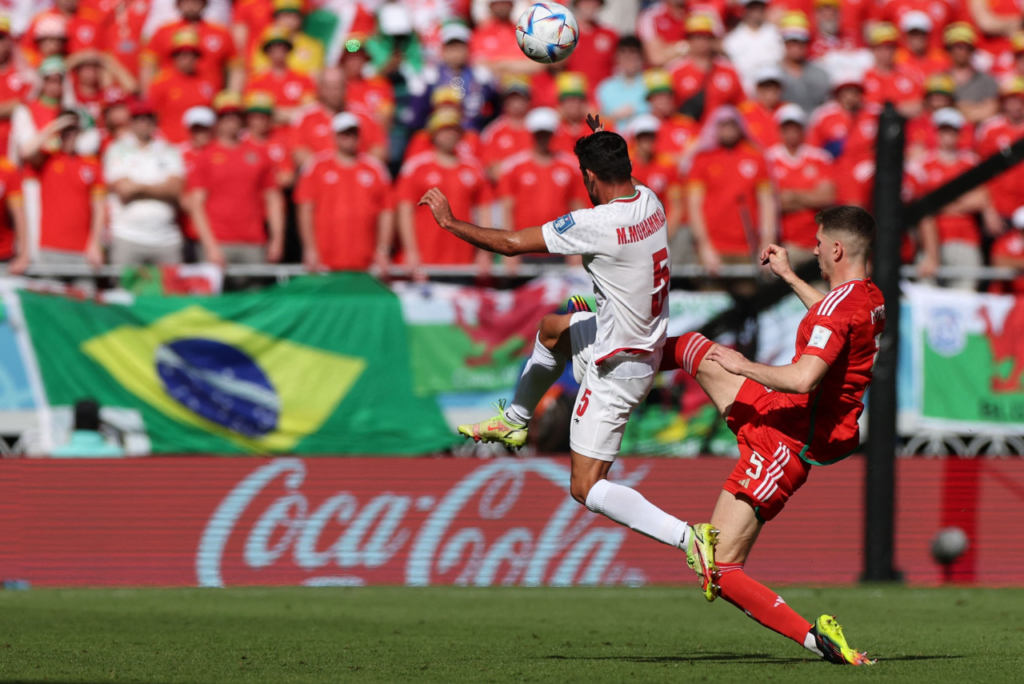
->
[666, 205, 882, 665]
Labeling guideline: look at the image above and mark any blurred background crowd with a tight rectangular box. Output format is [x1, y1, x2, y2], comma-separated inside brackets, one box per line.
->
[0, 0, 1022, 292]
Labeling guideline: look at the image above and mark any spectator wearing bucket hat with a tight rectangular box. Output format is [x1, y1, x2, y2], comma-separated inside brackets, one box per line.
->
[916, 106, 1003, 290]
[895, 11, 951, 78]
[778, 11, 831, 115]
[187, 90, 283, 268]
[906, 73, 974, 159]
[628, 113, 684, 242]
[496, 106, 587, 271]
[142, 0, 240, 93]
[765, 103, 835, 264]
[637, 0, 723, 68]
[739, 65, 786, 149]
[723, 0, 784, 96]
[551, 72, 603, 155]
[944, 22, 999, 122]
[394, 109, 491, 270]
[339, 33, 395, 128]
[295, 111, 394, 273]
[416, 22, 499, 133]
[668, 14, 744, 121]
[863, 22, 925, 117]
[148, 28, 217, 143]
[242, 90, 295, 188]
[22, 0, 103, 67]
[977, 76, 1024, 219]
[876, 0, 960, 54]
[643, 69, 699, 169]
[246, 26, 316, 120]
[404, 85, 481, 161]
[66, 51, 137, 128]
[103, 99, 188, 266]
[0, 17, 31, 158]
[250, 0, 323, 76]
[479, 76, 533, 179]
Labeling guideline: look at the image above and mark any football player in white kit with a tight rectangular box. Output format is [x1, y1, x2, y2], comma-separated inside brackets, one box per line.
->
[418, 121, 718, 589]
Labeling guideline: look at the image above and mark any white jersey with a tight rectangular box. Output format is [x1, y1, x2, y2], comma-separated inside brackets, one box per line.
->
[541, 184, 669, 364]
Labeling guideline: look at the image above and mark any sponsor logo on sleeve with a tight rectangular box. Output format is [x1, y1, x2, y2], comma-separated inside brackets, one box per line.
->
[552, 213, 576, 234]
[809, 325, 832, 349]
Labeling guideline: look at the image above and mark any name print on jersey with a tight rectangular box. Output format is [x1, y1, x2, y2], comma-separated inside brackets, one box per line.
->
[616, 208, 667, 245]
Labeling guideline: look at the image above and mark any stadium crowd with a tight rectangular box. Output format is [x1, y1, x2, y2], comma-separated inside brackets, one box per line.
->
[0, 0, 1022, 291]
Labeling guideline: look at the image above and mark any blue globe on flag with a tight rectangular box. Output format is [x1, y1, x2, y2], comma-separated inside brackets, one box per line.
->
[516, 2, 579, 64]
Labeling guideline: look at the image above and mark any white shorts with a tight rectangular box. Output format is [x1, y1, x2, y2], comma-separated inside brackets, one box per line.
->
[567, 312, 661, 462]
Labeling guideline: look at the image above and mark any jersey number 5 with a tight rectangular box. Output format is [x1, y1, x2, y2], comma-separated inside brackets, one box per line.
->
[651, 248, 669, 317]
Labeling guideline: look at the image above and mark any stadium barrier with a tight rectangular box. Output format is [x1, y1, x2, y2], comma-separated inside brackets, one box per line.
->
[0, 456, 1021, 588]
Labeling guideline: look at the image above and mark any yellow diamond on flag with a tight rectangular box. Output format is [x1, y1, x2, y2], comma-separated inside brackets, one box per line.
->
[81, 306, 366, 452]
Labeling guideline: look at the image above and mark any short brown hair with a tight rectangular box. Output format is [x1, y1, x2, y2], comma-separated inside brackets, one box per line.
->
[815, 205, 876, 255]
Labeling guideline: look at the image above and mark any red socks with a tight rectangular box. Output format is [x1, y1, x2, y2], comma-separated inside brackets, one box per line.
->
[660, 332, 713, 374]
[717, 563, 812, 646]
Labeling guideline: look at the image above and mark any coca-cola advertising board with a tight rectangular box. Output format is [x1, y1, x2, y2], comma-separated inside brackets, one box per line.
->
[1, 457, 1022, 587]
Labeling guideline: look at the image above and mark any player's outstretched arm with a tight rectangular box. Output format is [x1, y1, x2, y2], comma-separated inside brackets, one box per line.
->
[706, 345, 830, 395]
[419, 188, 550, 257]
[761, 244, 826, 310]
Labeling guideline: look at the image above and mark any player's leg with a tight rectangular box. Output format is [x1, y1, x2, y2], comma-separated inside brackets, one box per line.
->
[662, 333, 746, 417]
[568, 354, 693, 551]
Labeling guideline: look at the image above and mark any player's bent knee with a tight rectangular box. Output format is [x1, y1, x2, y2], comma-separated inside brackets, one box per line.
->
[537, 314, 565, 348]
[569, 474, 599, 505]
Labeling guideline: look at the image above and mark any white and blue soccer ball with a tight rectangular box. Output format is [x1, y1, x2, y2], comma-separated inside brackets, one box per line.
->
[516, 2, 579, 64]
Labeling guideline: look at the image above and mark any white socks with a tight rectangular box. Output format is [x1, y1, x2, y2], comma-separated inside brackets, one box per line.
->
[506, 334, 566, 425]
[803, 632, 825, 657]
[585, 479, 690, 549]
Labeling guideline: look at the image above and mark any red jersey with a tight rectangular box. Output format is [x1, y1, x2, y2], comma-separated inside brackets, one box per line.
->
[179, 140, 206, 240]
[808, 102, 879, 158]
[0, 64, 29, 157]
[404, 129, 481, 162]
[976, 114, 1024, 216]
[243, 127, 295, 181]
[739, 99, 781, 150]
[247, 69, 316, 109]
[989, 230, 1024, 293]
[470, 19, 531, 66]
[668, 58, 745, 119]
[918, 150, 981, 244]
[875, 0, 966, 52]
[790, 279, 886, 464]
[766, 143, 835, 249]
[863, 65, 925, 106]
[22, 8, 104, 65]
[345, 76, 395, 124]
[148, 69, 217, 143]
[233, 0, 273, 63]
[143, 19, 238, 89]
[565, 22, 618, 95]
[552, 120, 593, 156]
[652, 113, 699, 166]
[686, 142, 771, 256]
[632, 157, 684, 221]
[396, 151, 491, 265]
[480, 116, 532, 170]
[293, 103, 386, 158]
[837, 0, 875, 47]
[895, 47, 951, 77]
[636, 2, 729, 42]
[496, 151, 587, 231]
[906, 111, 975, 154]
[188, 139, 277, 244]
[0, 158, 22, 260]
[37, 152, 104, 252]
[98, 0, 150, 76]
[294, 152, 393, 270]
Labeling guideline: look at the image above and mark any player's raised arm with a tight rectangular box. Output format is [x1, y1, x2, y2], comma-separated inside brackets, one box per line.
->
[761, 244, 826, 310]
[419, 188, 550, 256]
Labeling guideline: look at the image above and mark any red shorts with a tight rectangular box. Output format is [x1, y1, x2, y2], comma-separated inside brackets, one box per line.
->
[723, 379, 811, 522]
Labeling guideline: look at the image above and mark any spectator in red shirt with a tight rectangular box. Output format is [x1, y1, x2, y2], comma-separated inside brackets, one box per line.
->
[479, 78, 533, 180]
[916, 107, 1003, 289]
[637, 0, 687, 67]
[989, 206, 1024, 294]
[0, 157, 28, 274]
[24, 13, 69, 69]
[246, 27, 316, 124]
[148, 28, 217, 144]
[643, 69, 700, 168]
[808, 73, 872, 159]
[188, 91, 284, 267]
[67, 51, 137, 125]
[876, 0, 963, 54]
[21, 111, 105, 268]
[739, 65, 785, 149]
[0, 17, 29, 160]
[339, 33, 394, 129]
[864, 22, 924, 117]
[243, 90, 294, 188]
[395, 109, 491, 270]
[177, 104, 215, 255]
[470, 0, 542, 78]
[628, 113, 685, 241]
[945, 22, 1000, 123]
[895, 11, 951, 77]
[687, 105, 776, 273]
[906, 73, 974, 159]
[292, 66, 386, 168]
[496, 107, 587, 271]
[23, 0, 104, 67]
[976, 76, 1024, 219]
[551, 72, 594, 155]
[97, 0, 151, 78]
[808, 0, 865, 57]
[142, 0, 242, 93]
[669, 13, 745, 121]
[296, 111, 394, 272]
[12, 57, 68, 165]
[765, 103, 836, 264]
[566, 0, 618, 94]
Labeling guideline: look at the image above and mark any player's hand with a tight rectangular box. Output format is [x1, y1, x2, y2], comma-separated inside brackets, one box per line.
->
[699, 243, 721, 275]
[705, 344, 749, 376]
[7, 253, 30, 276]
[918, 253, 939, 279]
[586, 113, 605, 133]
[418, 188, 455, 229]
[760, 244, 794, 280]
[84, 240, 104, 268]
[203, 241, 227, 270]
[266, 236, 284, 263]
[303, 246, 322, 272]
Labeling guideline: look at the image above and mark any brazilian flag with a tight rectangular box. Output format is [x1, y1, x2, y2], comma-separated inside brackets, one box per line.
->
[20, 274, 456, 455]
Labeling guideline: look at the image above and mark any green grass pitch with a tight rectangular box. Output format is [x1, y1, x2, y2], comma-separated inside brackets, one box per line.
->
[0, 586, 1021, 683]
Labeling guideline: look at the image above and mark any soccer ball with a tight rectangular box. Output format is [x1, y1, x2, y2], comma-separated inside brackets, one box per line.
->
[931, 526, 969, 565]
[516, 2, 579, 64]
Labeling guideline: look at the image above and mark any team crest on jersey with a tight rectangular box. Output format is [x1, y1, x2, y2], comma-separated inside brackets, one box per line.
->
[713, 73, 733, 90]
[803, 165, 819, 178]
[324, 170, 339, 184]
[521, 171, 537, 185]
[204, 35, 222, 52]
[284, 81, 303, 101]
[458, 170, 476, 187]
[426, 171, 442, 185]
[246, 152, 259, 164]
[79, 166, 95, 184]
[552, 168, 570, 186]
[739, 159, 757, 178]
[552, 213, 575, 234]
[357, 170, 375, 187]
